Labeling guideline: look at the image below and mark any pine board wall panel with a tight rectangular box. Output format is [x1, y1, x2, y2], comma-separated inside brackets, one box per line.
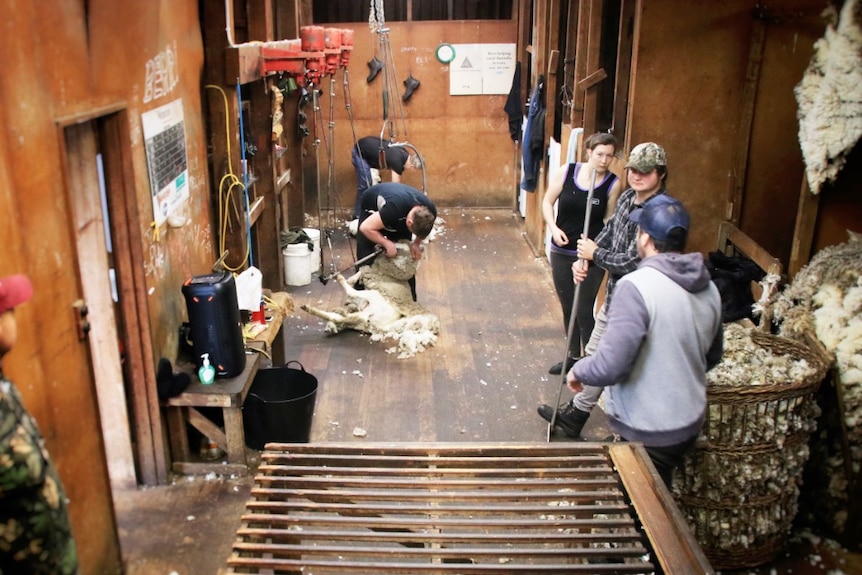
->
[0, 0, 215, 572]
[625, 0, 826, 257]
[313, 20, 518, 209]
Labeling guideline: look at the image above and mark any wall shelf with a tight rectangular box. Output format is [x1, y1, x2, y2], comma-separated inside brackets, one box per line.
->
[247, 196, 265, 228]
[276, 168, 291, 191]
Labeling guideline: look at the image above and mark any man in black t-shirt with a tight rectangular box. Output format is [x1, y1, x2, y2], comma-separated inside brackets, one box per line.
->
[357, 182, 436, 301]
[351, 136, 422, 222]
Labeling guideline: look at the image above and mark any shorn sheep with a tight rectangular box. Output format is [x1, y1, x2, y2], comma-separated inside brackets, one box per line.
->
[301, 242, 440, 359]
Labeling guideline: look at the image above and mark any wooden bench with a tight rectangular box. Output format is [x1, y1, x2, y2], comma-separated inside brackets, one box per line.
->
[244, 291, 293, 366]
[164, 292, 292, 475]
[165, 352, 261, 476]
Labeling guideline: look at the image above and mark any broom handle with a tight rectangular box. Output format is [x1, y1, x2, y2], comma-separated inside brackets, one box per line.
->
[548, 167, 597, 438]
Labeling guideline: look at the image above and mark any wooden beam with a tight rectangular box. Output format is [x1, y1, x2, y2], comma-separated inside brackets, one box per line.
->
[788, 176, 821, 279]
[564, 0, 579, 124]
[572, 0, 590, 125]
[611, 444, 716, 574]
[202, 0, 243, 267]
[100, 113, 168, 485]
[65, 122, 137, 490]
[247, 0, 273, 42]
[612, 0, 636, 138]
[577, 67, 607, 90]
[581, 0, 605, 138]
[729, 17, 767, 225]
[547, 49, 560, 76]
[717, 221, 781, 277]
[248, 195, 266, 227]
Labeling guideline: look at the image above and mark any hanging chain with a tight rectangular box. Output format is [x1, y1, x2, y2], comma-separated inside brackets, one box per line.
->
[369, 0, 385, 31]
[560, 58, 574, 110]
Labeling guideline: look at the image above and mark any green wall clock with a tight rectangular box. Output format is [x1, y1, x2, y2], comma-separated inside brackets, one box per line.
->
[435, 43, 456, 64]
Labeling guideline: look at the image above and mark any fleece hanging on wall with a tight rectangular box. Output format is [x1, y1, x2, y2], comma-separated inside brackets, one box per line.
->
[794, 0, 862, 195]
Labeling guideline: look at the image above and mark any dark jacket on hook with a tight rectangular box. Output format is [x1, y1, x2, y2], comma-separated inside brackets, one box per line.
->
[520, 74, 545, 192]
[503, 61, 522, 142]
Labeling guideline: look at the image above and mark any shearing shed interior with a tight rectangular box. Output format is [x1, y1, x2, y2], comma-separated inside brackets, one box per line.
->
[1, 0, 861, 574]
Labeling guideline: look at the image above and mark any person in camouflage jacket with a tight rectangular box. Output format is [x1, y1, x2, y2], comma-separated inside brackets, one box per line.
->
[0, 274, 78, 574]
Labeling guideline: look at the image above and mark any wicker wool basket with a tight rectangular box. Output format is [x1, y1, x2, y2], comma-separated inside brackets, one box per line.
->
[675, 330, 830, 570]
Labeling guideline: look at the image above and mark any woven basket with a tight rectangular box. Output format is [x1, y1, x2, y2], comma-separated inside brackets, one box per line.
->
[675, 331, 830, 570]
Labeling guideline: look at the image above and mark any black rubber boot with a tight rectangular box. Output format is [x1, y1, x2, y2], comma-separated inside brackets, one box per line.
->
[548, 357, 579, 375]
[402, 74, 420, 101]
[537, 403, 590, 438]
[366, 57, 383, 83]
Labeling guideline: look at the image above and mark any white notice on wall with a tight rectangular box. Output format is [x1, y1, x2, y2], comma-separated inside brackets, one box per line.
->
[142, 98, 190, 226]
[449, 43, 516, 96]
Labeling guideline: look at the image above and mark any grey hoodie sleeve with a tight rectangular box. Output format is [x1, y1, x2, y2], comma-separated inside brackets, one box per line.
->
[571, 281, 649, 386]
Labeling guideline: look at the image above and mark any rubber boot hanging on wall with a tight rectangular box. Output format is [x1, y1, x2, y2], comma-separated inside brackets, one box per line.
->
[366, 56, 383, 83]
[402, 74, 420, 101]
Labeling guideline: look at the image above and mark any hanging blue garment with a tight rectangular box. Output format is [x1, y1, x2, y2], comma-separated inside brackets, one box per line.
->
[520, 74, 545, 192]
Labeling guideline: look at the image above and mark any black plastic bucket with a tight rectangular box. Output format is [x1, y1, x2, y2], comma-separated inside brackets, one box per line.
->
[243, 361, 318, 449]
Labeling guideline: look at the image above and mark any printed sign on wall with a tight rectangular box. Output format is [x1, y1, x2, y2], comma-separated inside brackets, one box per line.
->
[449, 43, 517, 96]
[142, 98, 189, 226]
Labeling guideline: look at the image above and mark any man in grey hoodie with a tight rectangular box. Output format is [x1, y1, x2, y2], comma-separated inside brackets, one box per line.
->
[565, 196, 723, 488]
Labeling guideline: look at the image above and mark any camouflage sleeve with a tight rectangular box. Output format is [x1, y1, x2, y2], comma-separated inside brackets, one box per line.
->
[0, 382, 79, 574]
[0, 385, 47, 496]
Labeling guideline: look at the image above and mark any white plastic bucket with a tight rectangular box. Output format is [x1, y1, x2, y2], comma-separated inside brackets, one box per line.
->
[283, 244, 312, 286]
[303, 227, 321, 279]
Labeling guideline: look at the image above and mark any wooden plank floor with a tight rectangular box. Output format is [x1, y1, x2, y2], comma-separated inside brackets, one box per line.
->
[114, 209, 862, 575]
[284, 207, 602, 443]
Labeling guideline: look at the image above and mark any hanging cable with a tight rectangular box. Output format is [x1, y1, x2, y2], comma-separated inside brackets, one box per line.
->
[325, 72, 339, 223]
[205, 84, 250, 271]
[310, 84, 323, 229]
[368, 0, 407, 142]
[560, 58, 574, 114]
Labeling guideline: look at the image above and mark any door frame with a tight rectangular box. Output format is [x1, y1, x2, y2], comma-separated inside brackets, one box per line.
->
[58, 105, 167, 487]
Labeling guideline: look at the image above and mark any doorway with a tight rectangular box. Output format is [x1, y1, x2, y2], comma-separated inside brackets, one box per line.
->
[62, 111, 167, 488]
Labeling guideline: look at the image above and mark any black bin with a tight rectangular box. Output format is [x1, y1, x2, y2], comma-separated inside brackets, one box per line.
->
[243, 361, 318, 449]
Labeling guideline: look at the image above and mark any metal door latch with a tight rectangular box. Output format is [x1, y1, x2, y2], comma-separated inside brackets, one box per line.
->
[72, 299, 90, 341]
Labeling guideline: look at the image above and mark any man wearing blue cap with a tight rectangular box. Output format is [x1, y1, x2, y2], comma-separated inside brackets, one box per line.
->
[564, 197, 723, 487]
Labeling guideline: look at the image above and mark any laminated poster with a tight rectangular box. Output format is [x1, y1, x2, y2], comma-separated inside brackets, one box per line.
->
[142, 98, 190, 226]
[449, 43, 516, 96]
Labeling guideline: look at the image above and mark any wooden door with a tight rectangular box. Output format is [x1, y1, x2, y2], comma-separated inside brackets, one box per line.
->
[64, 120, 136, 490]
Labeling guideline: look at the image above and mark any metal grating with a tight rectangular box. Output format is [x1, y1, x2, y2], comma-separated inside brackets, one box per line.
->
[227, 442, 712, 574]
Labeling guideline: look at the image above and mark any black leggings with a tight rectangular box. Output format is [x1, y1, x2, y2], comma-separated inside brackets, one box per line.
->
[550, 250, 604, 357]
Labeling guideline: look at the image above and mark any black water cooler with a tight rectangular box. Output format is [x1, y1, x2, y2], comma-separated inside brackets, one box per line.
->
[182, 271, 246, 378]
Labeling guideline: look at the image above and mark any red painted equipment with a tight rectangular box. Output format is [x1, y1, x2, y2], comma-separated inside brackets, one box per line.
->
[301, 25, 326, 85]
[339, 28, 354, 68]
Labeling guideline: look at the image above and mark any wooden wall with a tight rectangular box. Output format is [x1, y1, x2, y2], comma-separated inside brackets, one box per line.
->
[0, 0, 213, 572]
[0, 1, 858, 572]
[625, 0, 832, 259]
[306, 19, 519, 210]
[519, 0, 859, 269]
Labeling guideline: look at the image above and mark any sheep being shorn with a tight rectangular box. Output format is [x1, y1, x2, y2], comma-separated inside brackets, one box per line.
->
[301, 242, 440, 359]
